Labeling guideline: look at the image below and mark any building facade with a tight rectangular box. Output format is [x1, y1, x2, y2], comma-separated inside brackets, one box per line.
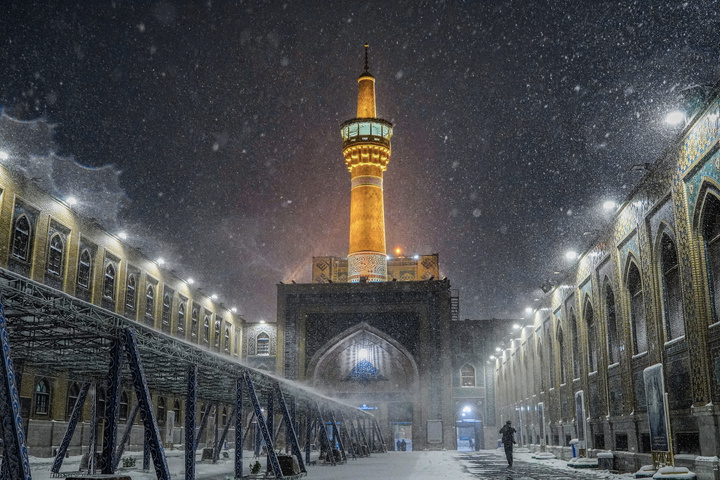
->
[494, 88, 720, 477]
[0, 113, 245, 456]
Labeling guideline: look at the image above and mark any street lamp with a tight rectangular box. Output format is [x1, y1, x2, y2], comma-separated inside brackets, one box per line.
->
[665, 110, 685, 125]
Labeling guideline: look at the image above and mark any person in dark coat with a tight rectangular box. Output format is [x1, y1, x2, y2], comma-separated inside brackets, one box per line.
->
[499, 420, 517, 468]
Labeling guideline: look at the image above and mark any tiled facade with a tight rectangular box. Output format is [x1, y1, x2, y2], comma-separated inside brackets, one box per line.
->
[494, 90, 720, 478]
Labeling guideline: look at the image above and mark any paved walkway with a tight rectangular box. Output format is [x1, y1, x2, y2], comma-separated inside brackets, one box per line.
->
[31, 448, 629, 479]
[459, 450, 626, 479]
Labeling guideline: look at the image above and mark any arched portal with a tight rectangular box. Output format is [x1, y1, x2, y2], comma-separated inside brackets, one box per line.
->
[307, 322, 419, 393]
[307, 322, 420, 451]
[455, 403, 483, 451]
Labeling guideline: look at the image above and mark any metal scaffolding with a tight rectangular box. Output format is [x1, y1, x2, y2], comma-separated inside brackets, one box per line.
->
[0, 267, 383, 479]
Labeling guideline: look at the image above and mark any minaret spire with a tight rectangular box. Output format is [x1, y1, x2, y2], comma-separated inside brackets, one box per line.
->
[364, 42, 370, 73]
[340, 45, 394, 283]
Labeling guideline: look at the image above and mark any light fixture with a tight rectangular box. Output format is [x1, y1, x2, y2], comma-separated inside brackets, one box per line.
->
[489, 355, 496, 360]
[495, 347, 502, 352]
[0, 151, 9, 161]
[413, 255, 419, 260]
[118, 231, 128, 240]
[66, 196, 78, 206]
[395, 247, 402, 255]
[211, 294, 218, 300]
[665, 110, 685, 125]
[186, 278, 195, 285]
[512, 324, 521, 330]
[565, 250, 578, 261]
[525, 307, 533, 314]
[156, 257, 165, 266]
[602, 200, 617, 211]
[259, 319, 266, 324]
[231, 307, 237, 313]
[386, 256, 391, 260]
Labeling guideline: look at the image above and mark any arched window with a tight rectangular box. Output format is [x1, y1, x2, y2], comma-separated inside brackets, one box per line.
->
[570, 309, 580, 379]
[66, 382, 80, 420]
[157, 397, 166, 425]
[119, 391, 129, 421]
[47, 234, 64, 276]
[214, 321, 221, 348]
[77, 249, 92, 288]
[605, 284, 619, 364]
[224, 327, 230, 352]
[12, 215, 31, 260]
[35, 379, 50, 415]
[702, 194, 720, 320]
[103, 263, 116, 300]
[203, 316, 210, 343]
[256, 332, 270, 355]
[177, 303, 186, 335]
[191, 309, 199, 338]
[162, 294, 171, 330]
[145, 285, 155, 319]
[585, 299, 597, 372]
[660, 234, 685, 340]
[126, 274, 136, 310]
[627, 262, 647, 353]
[557, 326, 566, 384]
[173, 399, 182, 425]
[460, 364, 476, 387]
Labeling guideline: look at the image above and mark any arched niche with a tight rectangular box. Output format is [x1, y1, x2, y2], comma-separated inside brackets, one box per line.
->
[306, 322, 419, 395]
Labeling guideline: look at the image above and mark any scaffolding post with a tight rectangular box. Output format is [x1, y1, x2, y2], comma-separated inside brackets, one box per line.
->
[101, 337, 123, 474]
[235, 377, 243, 480]
[213, 406, 235, 462]
[87, 382, 98, 474]
[338, 412, 357, 460]
[123, 327, 171, 480]
[372, 417, 387, 453]
[356, 415, 369, 455]
[51, 382, 89, 474]
[328, 409, 347, 462]
[185, 364, 198, 480]
[315, 402, 335, 466]
[243, 371, 283, 478]
[195, 403, 213, 450]
[275, 383, 306, 473]
[112, 401, 140, 471]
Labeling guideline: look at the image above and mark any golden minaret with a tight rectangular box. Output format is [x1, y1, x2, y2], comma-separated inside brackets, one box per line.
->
[340, 44, 393, 282]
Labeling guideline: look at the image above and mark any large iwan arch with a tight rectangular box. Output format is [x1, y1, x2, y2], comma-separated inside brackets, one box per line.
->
[306, 322, 420, 395]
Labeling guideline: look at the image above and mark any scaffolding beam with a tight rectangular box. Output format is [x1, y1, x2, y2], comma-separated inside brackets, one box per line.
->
[123, 327, 171, 480]
[0, 297, 32, 480]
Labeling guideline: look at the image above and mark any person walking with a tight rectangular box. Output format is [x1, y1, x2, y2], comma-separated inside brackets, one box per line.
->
[499, 420, 517, 468]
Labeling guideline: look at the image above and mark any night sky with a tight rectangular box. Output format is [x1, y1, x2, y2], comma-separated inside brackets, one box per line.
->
[2, 1, 720, 323]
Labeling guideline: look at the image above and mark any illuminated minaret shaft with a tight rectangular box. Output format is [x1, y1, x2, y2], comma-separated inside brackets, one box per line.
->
[340, 44, 393, 282]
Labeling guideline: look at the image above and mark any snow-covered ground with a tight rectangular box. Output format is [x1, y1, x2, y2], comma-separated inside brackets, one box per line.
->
[29, 448, 649, 479]
[30, 448, 475, 479]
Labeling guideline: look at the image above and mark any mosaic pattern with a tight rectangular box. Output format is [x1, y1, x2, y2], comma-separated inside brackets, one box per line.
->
[678, 99, 720, 177]
[245, 324, 277, 356]
[684, 148, 720, 218]
[618, 232, 639, 276]
[348, 252, 387, 282]
[672, 186, 709, 403]
[351, 175, 383, 189]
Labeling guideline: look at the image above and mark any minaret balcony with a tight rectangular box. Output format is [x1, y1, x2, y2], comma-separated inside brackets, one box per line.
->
[340, 118, 393, 149]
